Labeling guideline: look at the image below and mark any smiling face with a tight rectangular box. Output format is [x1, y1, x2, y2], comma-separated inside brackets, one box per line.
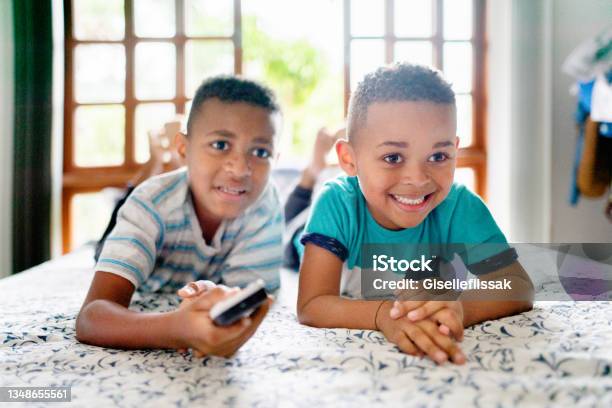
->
[176, 98, 278, 234]
[338, 101, 458, 230]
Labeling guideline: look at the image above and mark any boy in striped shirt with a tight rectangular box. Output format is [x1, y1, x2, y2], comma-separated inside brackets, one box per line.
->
[76, 76, 283, 357]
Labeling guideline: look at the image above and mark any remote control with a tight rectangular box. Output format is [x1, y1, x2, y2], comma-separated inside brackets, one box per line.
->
[210, 279, 268, 326]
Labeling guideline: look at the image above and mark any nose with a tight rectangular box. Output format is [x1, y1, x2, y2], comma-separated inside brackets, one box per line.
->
[223, 151, 252, 178]
[400, 160, 430, 187]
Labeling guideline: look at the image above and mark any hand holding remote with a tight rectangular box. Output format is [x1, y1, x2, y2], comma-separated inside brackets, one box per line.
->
[172, 285, 272, 358]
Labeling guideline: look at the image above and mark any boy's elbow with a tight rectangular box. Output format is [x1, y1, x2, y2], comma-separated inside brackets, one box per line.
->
[296, 307, 311, 326]
[75, 302, 98, 345]
[519, 282, 535, 313]
[296, 304, 321, 327]
[518, 299, 534, 314]
[507, 298, 533, 317]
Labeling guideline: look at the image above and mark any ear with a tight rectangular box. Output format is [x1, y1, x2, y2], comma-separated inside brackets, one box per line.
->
[455, 136, 460, 148]
[175, 132, 189, 159]
[336, 140, 358, 176]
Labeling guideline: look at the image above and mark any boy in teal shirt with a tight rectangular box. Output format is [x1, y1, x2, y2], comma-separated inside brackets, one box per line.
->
[297, 64, 534, 365]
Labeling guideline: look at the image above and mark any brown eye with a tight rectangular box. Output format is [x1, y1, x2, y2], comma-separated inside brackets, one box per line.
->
[210, 141, 230, 151]
[428, 152, 448, 163]
[251, 147, 271, 159]
[383, 153, 403, 164]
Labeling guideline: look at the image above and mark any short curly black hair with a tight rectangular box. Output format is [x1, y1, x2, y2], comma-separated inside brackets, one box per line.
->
[347, 63, 455, 140]
[187, 75, 280, 133]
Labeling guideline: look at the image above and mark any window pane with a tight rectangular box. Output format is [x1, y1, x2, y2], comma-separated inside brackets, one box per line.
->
[71, 191, 116, 250]
[351, 0, 384, 37]
[135, 42, 176, 100]
[350, 40, 385, 90]
[443, 0, 472, 40]
[73, 0, 124, 40]
[394, 41, 433, 66]
[454, 167, 475, 192]
[394, 0, 433, 37]
[135, 103, 176, 163]
[443, 42, 472, 93]
[457, 94, 473, 147]
[74, 44, 125, 103]
[185, 0, 233, 37]
[74, 105, 125, 167]
[185, 40, 234, 97]
[134, 0, 175, 38]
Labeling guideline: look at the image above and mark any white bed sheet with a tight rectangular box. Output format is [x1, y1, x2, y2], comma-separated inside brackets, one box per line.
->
[1, 248, 611, 407]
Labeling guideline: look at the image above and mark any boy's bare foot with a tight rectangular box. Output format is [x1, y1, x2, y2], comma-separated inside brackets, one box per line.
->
[130, 119, 184, 186]
[299, 127, 345, 189]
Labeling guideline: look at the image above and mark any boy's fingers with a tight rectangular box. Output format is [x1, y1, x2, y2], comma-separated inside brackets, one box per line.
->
[249, 297, 272, 325]
[433, 311, 464, 341]
[395, 333, 419, 356]
[226, 297, 272, 349]
[205, 317, 252, 346]
[217, 284, 240, 293]
[177, 280, 217, 298]
[421, 320, 465, 365]
[187, 287, 232, 310]
[407, 301, 448, 321]
[389, 300, 426, 319]
[403, 322, 448, 365]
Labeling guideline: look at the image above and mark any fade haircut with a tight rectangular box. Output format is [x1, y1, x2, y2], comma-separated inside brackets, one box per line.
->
[347, 63, 455, 141]
[187, 75, 281, 133]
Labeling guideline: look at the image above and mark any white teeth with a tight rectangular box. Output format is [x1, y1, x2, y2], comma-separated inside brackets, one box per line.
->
[219, 186, 246, 195]
[393, 194, 425, 205]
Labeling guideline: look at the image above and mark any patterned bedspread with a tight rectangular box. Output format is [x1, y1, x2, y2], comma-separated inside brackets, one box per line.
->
[1, 248, 611, 407]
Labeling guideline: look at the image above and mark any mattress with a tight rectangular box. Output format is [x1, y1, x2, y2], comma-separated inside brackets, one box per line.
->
[1, 247, 611, 407]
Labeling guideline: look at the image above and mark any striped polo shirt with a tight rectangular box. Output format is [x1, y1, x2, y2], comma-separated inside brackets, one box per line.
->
[95, 167, 283, 293]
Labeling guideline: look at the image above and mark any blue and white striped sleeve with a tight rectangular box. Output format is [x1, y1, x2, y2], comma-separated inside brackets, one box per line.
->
[94, 192, 163, 289]
[219, 186, 284, 292]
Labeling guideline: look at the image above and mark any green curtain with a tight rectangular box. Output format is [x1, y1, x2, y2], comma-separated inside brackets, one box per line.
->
[12, 0, 53, 273]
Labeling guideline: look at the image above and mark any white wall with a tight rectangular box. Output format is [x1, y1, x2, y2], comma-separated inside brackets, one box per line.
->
[0, 0, 14, 278]
[550, 0, 612, 242]
[487, 0, 611, 243]
[487, 0, 552, 242]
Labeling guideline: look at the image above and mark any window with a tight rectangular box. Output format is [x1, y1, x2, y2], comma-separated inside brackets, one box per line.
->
[64, 0, 486, 252]
[344, 0, 487, 197]
[63, 0, 241, 251]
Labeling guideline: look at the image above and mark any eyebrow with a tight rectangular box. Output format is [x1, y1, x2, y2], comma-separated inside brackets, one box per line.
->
[206, 129, 273, 145]
[376, 140, 454, 149]
[253, 136, 273, 145]
[433, 140, 454, 148]
[377, 141, 408, 148]
[206, 129, 235, 138]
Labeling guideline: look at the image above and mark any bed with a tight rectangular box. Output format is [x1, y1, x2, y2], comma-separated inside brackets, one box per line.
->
[1, 246, 611, 407]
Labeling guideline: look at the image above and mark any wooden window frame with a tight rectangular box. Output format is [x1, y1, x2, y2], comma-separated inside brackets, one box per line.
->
[343, 0, 487, 199]
[63, 0, 487, 252]
[62, 0, 242, 252]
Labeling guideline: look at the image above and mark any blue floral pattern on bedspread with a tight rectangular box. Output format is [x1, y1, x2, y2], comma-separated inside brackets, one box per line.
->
[1, 249, 611, 407]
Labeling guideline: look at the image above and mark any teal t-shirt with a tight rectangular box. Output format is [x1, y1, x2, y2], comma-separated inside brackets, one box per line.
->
[297, 176, 512, 273]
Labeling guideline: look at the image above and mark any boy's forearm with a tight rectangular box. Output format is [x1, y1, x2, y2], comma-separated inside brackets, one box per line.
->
[459, 260, 535, 327]
[461, 298, 532, 327]
[461, 274, 534, 327]
[298, 295, 384, 330]
[76, 299, 185, 350]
